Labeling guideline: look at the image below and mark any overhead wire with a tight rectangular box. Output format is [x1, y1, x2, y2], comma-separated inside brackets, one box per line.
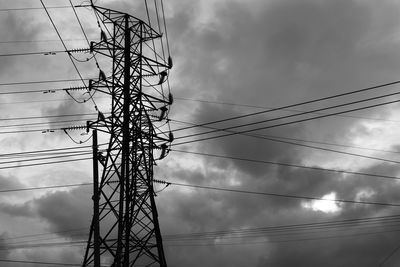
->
[173, 79, 400, 133]
[0, 38, 86, 44]
[174, 89, 400, 140]
[0, 112, 98, 121]
[0, 144, 93, 157]
[176, 96, 400, 124]
[164, 214, 400, 240]
[0, 78, 90, 87]
[377, 241, 400, 267]
[155, 180, 400, 207]
[0, 259, 82, 266]
[170, 120, 400, 164]
[172, 97, 400, 146]
[3, 218, 400, 249]
[39, 0, 98, 110]
[171, 149, 400, 181]
[0, 118, 94, 129]
[0, 157, 91, 170]
[166, 229, 400, 246]
[68, 0, 102, 73]
[0, 50, 69, 57]
[0, 182, 91, 194]
[0, 151, 92, 166]
[4, 214, 399, 242]
[160, 0, 171, 56]
[0, 6, 80, 12]
[172, 116, 398, 153]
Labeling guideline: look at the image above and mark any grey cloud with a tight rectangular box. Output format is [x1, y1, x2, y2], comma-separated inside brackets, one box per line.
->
[3, 0, 400, 266]
[0, 233, 11, 261]
[34, 186, 92, 238]
[0, 202, 34, 218]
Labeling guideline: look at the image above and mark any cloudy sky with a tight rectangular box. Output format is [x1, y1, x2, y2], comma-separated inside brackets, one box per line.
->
[2, 0, 400, 266]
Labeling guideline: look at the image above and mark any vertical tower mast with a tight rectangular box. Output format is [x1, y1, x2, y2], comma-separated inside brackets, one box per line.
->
[83, 5, 172, 267]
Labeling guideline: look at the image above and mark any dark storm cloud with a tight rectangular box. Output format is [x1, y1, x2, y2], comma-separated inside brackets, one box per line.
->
[34, 186, 92, 237]
[0, 202, 34, 218]
[0, 174, 24, 193]
[0, 9, 41, 74]
[171, 0, 400, 149]
[129, 0, 400, 266]
[0, 233, 11, 260]
[3, 0, 400, 266]
[159, 156, 400, 267]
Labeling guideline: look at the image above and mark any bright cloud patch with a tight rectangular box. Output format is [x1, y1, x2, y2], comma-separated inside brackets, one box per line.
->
[302, 192, 342, 213]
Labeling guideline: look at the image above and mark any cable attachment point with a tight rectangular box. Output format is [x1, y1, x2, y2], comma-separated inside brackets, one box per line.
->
[99, 69, 107, 81]
[168, 93, 173, 105]
[158, 71, 168, 85]
[159, 106, 168, 121]
[159, 143, 170, 160]
[168, 56, 173, 69]
[68, 47, 91, 53]
[153, 179, 171, 187]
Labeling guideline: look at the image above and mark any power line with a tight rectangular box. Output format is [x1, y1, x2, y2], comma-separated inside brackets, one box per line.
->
[0, 157, 90, 170]
[0, 152, 91, 166]
[176, 96, 400, 124]
[164, 214, 400, 240]
[39, 1, 94, 109]
[0, 144, 93, 158]
[0, 38, 86, 44]
[0, 78, 89, 87]
[171, 119, 400, 164]
[0, 112, 97, 121]
[172, 97, 400, 146]
[0, 118, 94, 129]
[0, 182, 91, 194]
[0, 6, 76, 12]
[174, 90, 400, 139]
[0, 86, 82, 95]
[165, 229, 400, 247]
[0, 49, 69, 57]
[0, 98, 77, 105]
[155, 180, 400, 207]
[378, 241, 400, 266]
[7, 213, 398, 243]
[171, 149, 400, 181]
[3, 226, 399, 249]
[173, 79, 400, 132]
[0, 259, 81, 266]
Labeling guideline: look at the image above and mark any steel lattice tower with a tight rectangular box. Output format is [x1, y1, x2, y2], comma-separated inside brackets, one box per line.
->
[82, 5, 173, 267]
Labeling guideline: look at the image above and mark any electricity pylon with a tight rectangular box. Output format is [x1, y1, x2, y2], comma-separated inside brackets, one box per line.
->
[82, 5, 173, 267]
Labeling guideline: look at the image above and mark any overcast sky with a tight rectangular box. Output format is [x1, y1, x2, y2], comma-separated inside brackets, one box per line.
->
[2, 0, 400, 266]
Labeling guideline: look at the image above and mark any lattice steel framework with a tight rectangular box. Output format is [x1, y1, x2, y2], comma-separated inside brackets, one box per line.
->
[82, 5, 172, 267]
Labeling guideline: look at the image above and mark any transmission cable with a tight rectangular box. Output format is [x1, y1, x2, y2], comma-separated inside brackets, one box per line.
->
[170, 120, 400, 164]
[174, 90, 400, 140]
[155, 180, 400, 207]
[0, 38, 86, 44]
[39, 0, 98, 110]
[0, 157, 91, 170]
[0, 259, 81, 266]
[171, 149, 400, 181]
[0, 78, 89, 87]
[176, 96, 400, 124]
[377, 241, 400, 266]
[0, 182, 91, 194]
[0, 112, 98, 121]
[174, 80, 400, 132]
[173, 97, 400, 146]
